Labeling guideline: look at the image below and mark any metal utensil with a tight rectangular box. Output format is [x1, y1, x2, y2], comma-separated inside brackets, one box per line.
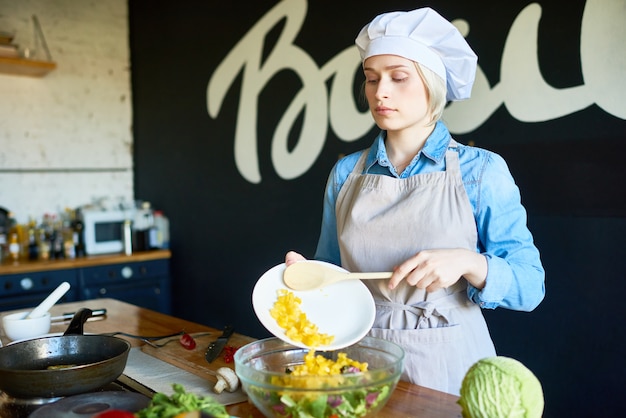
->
[283, 261, 392, 291]
[205, 325, 234, 363]
[51, 308, 107, 322]
[142, 331, 212, 348]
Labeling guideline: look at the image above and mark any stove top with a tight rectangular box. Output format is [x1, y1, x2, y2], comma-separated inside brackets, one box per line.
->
[0, 375, 154, 418]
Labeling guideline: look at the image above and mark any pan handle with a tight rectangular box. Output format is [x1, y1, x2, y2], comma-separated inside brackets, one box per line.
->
[63, 308, 93, 336]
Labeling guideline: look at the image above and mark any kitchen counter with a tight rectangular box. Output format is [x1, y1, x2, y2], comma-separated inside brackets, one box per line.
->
[0, 249, 171, 274]
[0, 298, 463, 417]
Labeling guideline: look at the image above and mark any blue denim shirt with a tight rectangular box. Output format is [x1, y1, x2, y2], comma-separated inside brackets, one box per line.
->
[314, 121, 545, 311]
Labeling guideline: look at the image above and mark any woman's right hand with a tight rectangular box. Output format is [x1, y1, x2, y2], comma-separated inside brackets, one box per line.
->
[285, 250, 306, 266]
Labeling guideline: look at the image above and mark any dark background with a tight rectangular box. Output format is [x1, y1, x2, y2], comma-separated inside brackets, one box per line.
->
[128, 1, 626, 416]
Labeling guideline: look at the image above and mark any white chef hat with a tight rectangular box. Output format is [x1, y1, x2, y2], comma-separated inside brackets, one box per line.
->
[355, 7, 477, 101]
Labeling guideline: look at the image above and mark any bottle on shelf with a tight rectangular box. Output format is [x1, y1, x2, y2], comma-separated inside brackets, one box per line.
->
[63, 225, 75, 259]
[72, 208, 86, 257]
[132, 201, 154, 252]
[123, 219, 133, 256]
[61, 209, 75, 259]
[37, 228, 50, 260]
[8, 232, 20, 262]
[7, 212, 23, 262]
[151, 210, 170, 249]
[27, 220, 39, 260]
[0, 206, 8, 262]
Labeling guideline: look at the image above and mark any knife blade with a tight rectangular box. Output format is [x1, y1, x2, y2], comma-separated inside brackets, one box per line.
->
[205, 324, 234, 363]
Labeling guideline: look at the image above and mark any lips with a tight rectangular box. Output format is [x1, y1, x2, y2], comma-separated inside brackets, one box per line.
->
[374, 105, 394, 116]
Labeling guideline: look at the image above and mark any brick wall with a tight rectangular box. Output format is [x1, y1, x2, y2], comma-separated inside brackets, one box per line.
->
[0, 0, 131, 223]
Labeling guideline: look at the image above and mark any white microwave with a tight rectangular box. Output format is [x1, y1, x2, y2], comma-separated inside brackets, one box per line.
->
[79, 209, 129, 255]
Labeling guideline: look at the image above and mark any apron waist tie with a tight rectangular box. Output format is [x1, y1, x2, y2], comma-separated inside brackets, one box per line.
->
[375, 289, 470, 329]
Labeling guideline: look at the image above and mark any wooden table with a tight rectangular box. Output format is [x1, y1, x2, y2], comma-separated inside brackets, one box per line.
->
[0, 298, 462, 417]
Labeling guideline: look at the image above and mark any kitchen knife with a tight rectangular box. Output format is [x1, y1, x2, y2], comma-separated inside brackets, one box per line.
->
[205, 324, 234, 363]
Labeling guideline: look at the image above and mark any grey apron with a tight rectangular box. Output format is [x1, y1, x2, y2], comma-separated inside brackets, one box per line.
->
[335, 142, 496, 395]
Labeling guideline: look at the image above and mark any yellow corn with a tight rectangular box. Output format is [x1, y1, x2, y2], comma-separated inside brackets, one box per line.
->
[270, 289, 334, 347]
[289, 350, 368, 376]
[270, 288, 369, 389]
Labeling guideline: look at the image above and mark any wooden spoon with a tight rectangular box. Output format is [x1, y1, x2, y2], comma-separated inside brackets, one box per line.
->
[283, 262, 392, 291]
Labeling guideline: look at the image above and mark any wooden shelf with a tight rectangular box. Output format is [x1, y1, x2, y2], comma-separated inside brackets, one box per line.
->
[0, 56, 56, 77]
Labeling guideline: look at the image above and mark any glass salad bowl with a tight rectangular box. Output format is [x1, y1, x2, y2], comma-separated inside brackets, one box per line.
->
[234, 336, 405, 418]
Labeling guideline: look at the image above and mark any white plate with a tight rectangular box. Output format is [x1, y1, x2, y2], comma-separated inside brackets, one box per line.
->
[252, 261, 375, 351]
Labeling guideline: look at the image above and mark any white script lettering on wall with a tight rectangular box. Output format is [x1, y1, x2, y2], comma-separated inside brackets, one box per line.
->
[207, 0, 625, 183]
[446, 0, 626, 133]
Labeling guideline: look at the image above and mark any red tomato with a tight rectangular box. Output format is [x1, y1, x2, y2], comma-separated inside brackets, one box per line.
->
[179, 332, 197, 350]
[93, 410, 135, 418]
[223, 345, 239, 363]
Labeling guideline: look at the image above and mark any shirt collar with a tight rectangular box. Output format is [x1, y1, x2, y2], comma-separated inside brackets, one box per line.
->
[366, 121, 453, 169]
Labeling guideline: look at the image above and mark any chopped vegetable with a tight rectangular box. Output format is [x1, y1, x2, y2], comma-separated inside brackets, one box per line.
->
[179, 333, 196, 350]
[270, 289, 334, 347]
[135, 384, 229, 418]
[288, 350, 368, 377]
[222, 345, 238, 363]
[246, 384, 391, 418]
[173, 412, 210, 418]
[93, 411, 135, 418]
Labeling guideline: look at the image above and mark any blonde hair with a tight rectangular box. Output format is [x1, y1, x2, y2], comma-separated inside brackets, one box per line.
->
[414, 62, 447, 124]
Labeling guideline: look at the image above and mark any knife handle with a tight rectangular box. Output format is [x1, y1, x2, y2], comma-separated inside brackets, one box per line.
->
[222, 324, 234, 338]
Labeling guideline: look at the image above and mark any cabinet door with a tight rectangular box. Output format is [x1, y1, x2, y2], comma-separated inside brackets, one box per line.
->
[81, 278, 170, 313]
[79, 259, 171, 313]
[0, 269, 78, 311]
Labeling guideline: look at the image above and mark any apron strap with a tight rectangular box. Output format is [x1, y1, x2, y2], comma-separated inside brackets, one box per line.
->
[444, 140, 462, 179]
[352, 149, 369, 174]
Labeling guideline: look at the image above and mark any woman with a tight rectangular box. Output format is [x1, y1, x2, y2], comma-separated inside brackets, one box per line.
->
[285, 7, 545, 395]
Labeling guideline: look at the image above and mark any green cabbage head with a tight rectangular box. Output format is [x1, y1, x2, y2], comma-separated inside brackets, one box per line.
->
[458, 356, 544, 418]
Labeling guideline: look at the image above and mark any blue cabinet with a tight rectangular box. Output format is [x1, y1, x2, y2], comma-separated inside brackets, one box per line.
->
[0, 251, 171, 313]
[79, 258, 171, 313]
[0, 269, 78, 311]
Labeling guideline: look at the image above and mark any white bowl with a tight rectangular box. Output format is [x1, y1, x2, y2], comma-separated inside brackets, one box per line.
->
[2, 311, 51, 342]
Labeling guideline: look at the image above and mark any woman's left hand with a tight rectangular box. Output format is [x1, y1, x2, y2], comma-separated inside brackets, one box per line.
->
[388, 248, 487, 292]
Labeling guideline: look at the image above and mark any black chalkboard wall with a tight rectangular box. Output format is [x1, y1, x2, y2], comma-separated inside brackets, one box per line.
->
[128, 0, 625, 416]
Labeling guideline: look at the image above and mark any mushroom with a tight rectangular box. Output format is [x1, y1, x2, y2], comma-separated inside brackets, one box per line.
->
[213, 367, 239, 393]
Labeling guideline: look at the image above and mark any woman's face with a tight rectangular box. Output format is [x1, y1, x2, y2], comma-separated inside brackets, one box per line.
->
[363, 55, 431, 134]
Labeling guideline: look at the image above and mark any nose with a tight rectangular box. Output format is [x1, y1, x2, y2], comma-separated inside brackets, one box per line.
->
[374, 79, 390, 100]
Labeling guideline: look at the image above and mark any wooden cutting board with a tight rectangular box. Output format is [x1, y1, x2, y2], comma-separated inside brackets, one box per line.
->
[140, 331, 256, 382]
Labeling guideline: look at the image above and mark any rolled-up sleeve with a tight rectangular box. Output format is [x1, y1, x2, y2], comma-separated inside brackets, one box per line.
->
[467, 152, 545, 311]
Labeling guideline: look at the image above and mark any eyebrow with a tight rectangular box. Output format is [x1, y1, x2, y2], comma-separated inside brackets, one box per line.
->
[363, 64, 410, 72]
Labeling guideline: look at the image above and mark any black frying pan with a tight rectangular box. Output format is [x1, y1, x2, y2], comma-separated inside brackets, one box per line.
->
[0, 308, 131, 398]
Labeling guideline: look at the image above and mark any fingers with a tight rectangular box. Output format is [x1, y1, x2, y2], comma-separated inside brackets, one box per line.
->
[285, 250, 306, 266]
[388, 257, 420, 289]
[388, 251, 456, 291]
[390, 266, 444, 291]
